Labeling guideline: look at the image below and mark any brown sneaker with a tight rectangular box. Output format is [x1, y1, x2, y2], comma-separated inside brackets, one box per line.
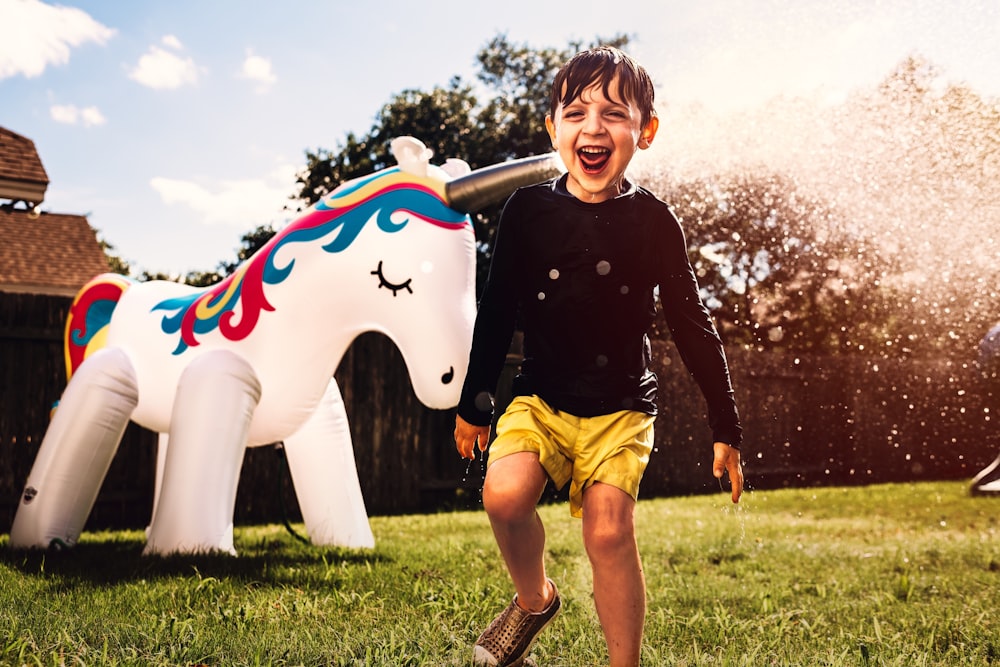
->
[473, 579, 561, 666]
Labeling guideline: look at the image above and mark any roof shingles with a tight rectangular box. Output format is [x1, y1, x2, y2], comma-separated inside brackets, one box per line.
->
[0, 208, 110, 295]
[0, 126, 49, 185]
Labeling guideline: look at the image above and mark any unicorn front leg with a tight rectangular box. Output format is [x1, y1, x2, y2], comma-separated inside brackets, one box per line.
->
[144, 350, 261, 556]
[282, 378, 375, 548]
[10, 347, 139, 549]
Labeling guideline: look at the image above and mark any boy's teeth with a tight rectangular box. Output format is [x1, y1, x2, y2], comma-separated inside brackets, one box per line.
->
[579, 148, 610, 170]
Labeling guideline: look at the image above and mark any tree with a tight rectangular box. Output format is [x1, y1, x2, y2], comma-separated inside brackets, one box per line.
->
[294, 34, 629, 208]
[644, 54, 1000, 357]
[294, 132, 376, 213]
[218, 224, 276, 276]
[292, 33, 630, 290]
[817, 54, 1000, 357]
[652, 170, 889, 352]
[97, 235, 130, 276]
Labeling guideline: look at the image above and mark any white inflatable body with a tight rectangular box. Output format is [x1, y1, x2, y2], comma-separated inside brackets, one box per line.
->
[972, 322, 1000, 496]
[10, 138, 560, 555]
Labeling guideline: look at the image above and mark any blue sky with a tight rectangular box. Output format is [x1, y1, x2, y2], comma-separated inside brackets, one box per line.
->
[2, 0, 998, 275]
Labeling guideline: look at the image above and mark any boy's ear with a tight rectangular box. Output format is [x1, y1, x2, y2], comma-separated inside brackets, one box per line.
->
[638, 116, 659, 149]
[545, 115, 557, 147]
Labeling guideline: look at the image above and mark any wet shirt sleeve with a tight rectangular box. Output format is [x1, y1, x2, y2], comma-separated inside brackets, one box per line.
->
[656, 210, 744, 448]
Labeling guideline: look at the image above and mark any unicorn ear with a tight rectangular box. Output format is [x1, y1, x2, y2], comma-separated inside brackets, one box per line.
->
[391, 137, 433, 177]
[441, 158, 471, 179]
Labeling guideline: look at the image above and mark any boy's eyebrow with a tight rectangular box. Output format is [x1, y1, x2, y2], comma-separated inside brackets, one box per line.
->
[563, 85, 629, 105]
[562, 97, 631, 109]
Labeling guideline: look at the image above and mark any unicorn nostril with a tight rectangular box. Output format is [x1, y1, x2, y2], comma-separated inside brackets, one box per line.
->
[441, 366, 455, 384]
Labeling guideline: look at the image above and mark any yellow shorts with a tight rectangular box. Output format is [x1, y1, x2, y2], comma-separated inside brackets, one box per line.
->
[488, 395, 655, 518]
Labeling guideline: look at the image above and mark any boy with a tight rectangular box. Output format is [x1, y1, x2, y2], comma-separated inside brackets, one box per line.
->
[454, 46, 744, 667]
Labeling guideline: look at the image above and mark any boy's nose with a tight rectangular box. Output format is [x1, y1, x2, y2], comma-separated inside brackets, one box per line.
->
[583, 112, 605, 134]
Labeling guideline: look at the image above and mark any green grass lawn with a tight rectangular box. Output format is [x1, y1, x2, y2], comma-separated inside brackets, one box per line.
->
[1, 480, 997, 666]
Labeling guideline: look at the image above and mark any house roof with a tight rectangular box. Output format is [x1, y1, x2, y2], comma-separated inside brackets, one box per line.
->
[0, 127, 49, 207]
[0, 207, 110, 296]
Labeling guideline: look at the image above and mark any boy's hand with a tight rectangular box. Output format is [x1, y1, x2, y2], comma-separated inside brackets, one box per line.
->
[454, 414, 491, 460]
[712, 442, 744, 504]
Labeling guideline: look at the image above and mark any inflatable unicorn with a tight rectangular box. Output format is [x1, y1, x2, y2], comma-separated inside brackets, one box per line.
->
[11, 137, 560, 555]
[972, 322, 1000, 496]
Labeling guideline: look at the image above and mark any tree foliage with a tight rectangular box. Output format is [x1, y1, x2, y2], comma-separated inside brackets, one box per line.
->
[293, 33, 630, 210]
[292, 33, 629, 290]
[97, 235, 130, 277]
[133, 40, 997, 360]
[665, 173, 838, 348]
[646, 54, 1000, 357]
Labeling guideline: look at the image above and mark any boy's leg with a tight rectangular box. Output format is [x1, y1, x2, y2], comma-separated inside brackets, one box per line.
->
[582, 481, 644, 667]
[482, 451, 553, 611]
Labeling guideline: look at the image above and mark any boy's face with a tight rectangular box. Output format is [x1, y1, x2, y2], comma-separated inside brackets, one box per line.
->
[545, 77, 658, 203]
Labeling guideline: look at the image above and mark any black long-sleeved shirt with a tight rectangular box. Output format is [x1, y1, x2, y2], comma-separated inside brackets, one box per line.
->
[457, 175, 742, 448]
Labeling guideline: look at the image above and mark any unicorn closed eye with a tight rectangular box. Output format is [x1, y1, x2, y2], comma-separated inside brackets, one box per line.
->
[11, 137, 560, 555]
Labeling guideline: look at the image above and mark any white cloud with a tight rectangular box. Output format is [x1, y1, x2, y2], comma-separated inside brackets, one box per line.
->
[128, 36, 201, 90]
[161, 34, 184, 50]
[239, 49, 277, 93]
[149, 164, 297, 228]
[0, 0, 115, 80]
[50, 103, 106, 127]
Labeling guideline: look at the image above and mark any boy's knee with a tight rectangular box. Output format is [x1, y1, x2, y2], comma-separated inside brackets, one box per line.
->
[481, 452, 547, 522]
[482, 476, 536, 522]
[584, 520, 635, 559]
[582, 487, 637, 560]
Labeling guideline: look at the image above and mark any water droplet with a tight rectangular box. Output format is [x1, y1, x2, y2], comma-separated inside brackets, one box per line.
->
[596, 260, 611, 275]
[595, 354, 608, 367]
[620, 285, 629, 294]
[537, 291, 546, 300]
[474, 391, 493, 412]
[549, 268, 560, 280]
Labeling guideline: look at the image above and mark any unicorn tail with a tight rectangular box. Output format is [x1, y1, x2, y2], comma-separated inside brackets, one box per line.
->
[64, 273, 134, 381]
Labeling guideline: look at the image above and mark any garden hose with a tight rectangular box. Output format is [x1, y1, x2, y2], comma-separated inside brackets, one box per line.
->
[274, 443, 311, 545]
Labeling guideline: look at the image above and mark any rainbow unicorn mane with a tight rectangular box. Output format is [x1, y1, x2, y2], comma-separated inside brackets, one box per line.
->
[152, 168, 470, 355]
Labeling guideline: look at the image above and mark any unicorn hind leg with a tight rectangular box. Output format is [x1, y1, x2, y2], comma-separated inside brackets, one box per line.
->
[10, 347, 138, 549]
[144, 350, 261, 556]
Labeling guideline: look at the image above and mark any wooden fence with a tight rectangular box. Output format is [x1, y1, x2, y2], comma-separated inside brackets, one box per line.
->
[2, 292, 997, 533]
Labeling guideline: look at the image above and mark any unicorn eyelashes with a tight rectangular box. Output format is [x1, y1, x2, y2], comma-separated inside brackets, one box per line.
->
[371, 260, 413, 296]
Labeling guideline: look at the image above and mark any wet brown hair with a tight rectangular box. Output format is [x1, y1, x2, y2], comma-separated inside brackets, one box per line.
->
[548, 46, 656, 128]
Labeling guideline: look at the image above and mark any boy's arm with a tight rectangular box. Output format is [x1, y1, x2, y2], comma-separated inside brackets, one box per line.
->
[656, 208, 744, 452]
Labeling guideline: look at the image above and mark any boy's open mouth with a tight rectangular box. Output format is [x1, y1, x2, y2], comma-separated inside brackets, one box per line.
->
[578, 146, 611, 173]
